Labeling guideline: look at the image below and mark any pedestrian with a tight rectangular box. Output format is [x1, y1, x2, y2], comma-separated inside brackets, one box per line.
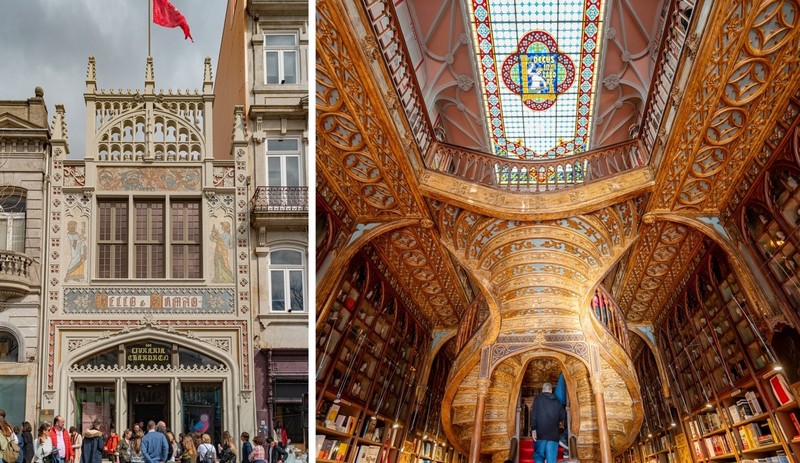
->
[239, 434, 251, 463]
[14, 426, 23, 463]
[218, 435, 235, 463]
[530, 382, 565, 463]
[141, 422, 168, 463]
[0, 413, 18, 463]
[48, 416, 73, 463]
[80, 420, 104, 463]
[196, 435, 215, 463]
[271, 425, 286, 448]
[165, 433, 177, 463]
[246, 437, 263, 463]
[21, 423, 33, 463]
[68, 427, 81, 463]
[117, 430, 132, 463]
[105, 425, 120, 463]
[178, 436, 196, 463]
[128, 433, 144, 463]
[32, 423, 53, 463]
[265, 439, 286, 463]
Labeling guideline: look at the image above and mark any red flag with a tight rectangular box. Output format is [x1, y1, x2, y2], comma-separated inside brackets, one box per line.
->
[153, 0, 193, 42]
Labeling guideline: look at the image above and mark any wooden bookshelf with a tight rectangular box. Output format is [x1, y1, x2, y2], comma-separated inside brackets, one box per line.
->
[316, 254, 432, 463]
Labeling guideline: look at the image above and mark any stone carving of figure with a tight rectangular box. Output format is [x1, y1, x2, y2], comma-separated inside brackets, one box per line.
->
[211, 221, 234, 283]
[65, 220, 87, 281]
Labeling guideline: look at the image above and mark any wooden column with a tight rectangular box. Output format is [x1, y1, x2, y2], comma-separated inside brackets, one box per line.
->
[469, 378, 491, 463]
[591, 375, 612, 463]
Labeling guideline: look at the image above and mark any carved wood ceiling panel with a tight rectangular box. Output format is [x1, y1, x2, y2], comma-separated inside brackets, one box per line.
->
[317, 0, 470, 328]
[655, 0, 800, 212]
[371, 226, 467, 327]
[317, 3, 426, 221]
[616, 221, 708, 323]
[429, 197, 642, 316]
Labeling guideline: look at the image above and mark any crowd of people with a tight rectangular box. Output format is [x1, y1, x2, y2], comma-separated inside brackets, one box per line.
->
[0, 412, 306, 463]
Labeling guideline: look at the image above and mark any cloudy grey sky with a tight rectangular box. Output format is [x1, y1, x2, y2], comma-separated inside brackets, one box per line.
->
[0, 0, 227, 158]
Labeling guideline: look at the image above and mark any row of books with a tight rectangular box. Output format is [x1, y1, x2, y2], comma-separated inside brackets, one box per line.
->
[322, 403, 359, 434]
[728, 392, 764, 422]
[317, 437, 350, 462]
[737, 419, 779, 449]
[689, 412, 723, 437]
[703, 433, 733, 457]
[741, 453, 790, 463]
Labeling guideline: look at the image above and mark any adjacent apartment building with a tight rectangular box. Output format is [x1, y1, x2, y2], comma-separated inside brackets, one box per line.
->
[0, 89, 49, 425]
[215, 0, 309, 450]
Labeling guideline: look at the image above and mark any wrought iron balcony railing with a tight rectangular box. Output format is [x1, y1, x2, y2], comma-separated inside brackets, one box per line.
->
[251, 186, 309, 213]
[425, 138, 646, 191]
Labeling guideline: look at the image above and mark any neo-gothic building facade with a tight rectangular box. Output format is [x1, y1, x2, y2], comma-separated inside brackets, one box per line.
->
[38, 56, 256, 441]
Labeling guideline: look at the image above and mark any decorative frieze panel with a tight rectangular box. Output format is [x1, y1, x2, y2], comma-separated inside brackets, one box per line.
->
[96, 167, 201, 191]
[63, 287, 236, 314]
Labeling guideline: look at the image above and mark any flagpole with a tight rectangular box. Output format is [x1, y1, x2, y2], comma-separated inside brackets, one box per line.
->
[148, 0, 152, 57]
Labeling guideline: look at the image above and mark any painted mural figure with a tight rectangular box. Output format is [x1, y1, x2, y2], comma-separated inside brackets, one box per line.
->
[66, 220, 87, 281]
[211, 221, 234, 283]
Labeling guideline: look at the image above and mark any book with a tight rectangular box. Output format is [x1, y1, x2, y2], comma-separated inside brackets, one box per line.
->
[325, 404, 341, 428]
[346, 416, 358, 435]
[328, 440, 341, 460]
[746, 391, 764, 414]
[789, 412, 800, 437]
[319, 439, 336, 460]
[769, 375, 793, 406]
[334, 443, 349, 462]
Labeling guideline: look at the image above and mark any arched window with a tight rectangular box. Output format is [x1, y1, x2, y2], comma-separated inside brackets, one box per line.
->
[0, 330, 20, 362]
[270, 249, 305, 312]
[0, 194, 26, 253]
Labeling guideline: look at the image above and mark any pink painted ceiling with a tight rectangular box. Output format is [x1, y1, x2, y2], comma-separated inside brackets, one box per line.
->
[395, 0, 667, 152]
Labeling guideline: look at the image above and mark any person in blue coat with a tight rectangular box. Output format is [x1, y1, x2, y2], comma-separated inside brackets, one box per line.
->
[141, 422, 168, 463]
[80, 421, 105, 463]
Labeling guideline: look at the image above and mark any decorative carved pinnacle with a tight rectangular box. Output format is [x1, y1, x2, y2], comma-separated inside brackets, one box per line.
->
[204, 57, 213, 83]
[145, 56, 155, 83]
[670, 88, 681, 109]
[86, 56, 96, 82]
[685, 33, 699, 60]
[359, 37, 379, 62]
[384, 90, 398, 111]
[232, 105, 247, 143]
[51, 105, 69, 148]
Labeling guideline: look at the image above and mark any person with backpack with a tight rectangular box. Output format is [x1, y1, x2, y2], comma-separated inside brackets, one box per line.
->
[196, 435, 215, 463]
[0, 413, 20, 463]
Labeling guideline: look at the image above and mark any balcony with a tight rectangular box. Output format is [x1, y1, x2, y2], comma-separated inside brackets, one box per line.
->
[0, 251, 37, 300]
[251, 186, 308, 231]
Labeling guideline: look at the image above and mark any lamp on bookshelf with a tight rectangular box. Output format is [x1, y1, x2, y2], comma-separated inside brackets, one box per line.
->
[317, 313, 338, 380]
[733, 298, 782, 371]
[335, 330, 366, 403]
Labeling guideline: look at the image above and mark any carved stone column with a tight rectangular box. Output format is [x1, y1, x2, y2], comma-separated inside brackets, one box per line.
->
[591, 375, 612, 463]
[469, 378, 491, 463]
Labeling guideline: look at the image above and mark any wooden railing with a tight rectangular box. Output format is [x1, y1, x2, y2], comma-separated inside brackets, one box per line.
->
[359, 0, 435, 156]
[251, 186, 309, 213]
[425, 138, 646, 191]
[640, 0, 698, 153]
[590, 285, 630, 354]
[455, 296, 486, 353]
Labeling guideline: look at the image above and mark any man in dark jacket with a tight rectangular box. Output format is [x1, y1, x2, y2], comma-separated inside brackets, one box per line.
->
[531, 382, 565, 463]
[80, 420, 105, 463]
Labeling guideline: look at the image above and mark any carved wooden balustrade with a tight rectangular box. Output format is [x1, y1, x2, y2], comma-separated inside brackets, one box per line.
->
[455, 296, 486, 353]
[640, 0, 698, 152]
[251, 186, 309, 213]
[360, 0, 435, 156]
[590, 285, 630, 354]
[425, 138, 646, 191]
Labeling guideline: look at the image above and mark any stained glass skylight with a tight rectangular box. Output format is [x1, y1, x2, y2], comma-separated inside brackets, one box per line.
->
[469, 0, 606, 159]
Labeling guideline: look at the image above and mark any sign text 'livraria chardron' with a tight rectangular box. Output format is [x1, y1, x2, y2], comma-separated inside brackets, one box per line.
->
[126, 342, 171, 366]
